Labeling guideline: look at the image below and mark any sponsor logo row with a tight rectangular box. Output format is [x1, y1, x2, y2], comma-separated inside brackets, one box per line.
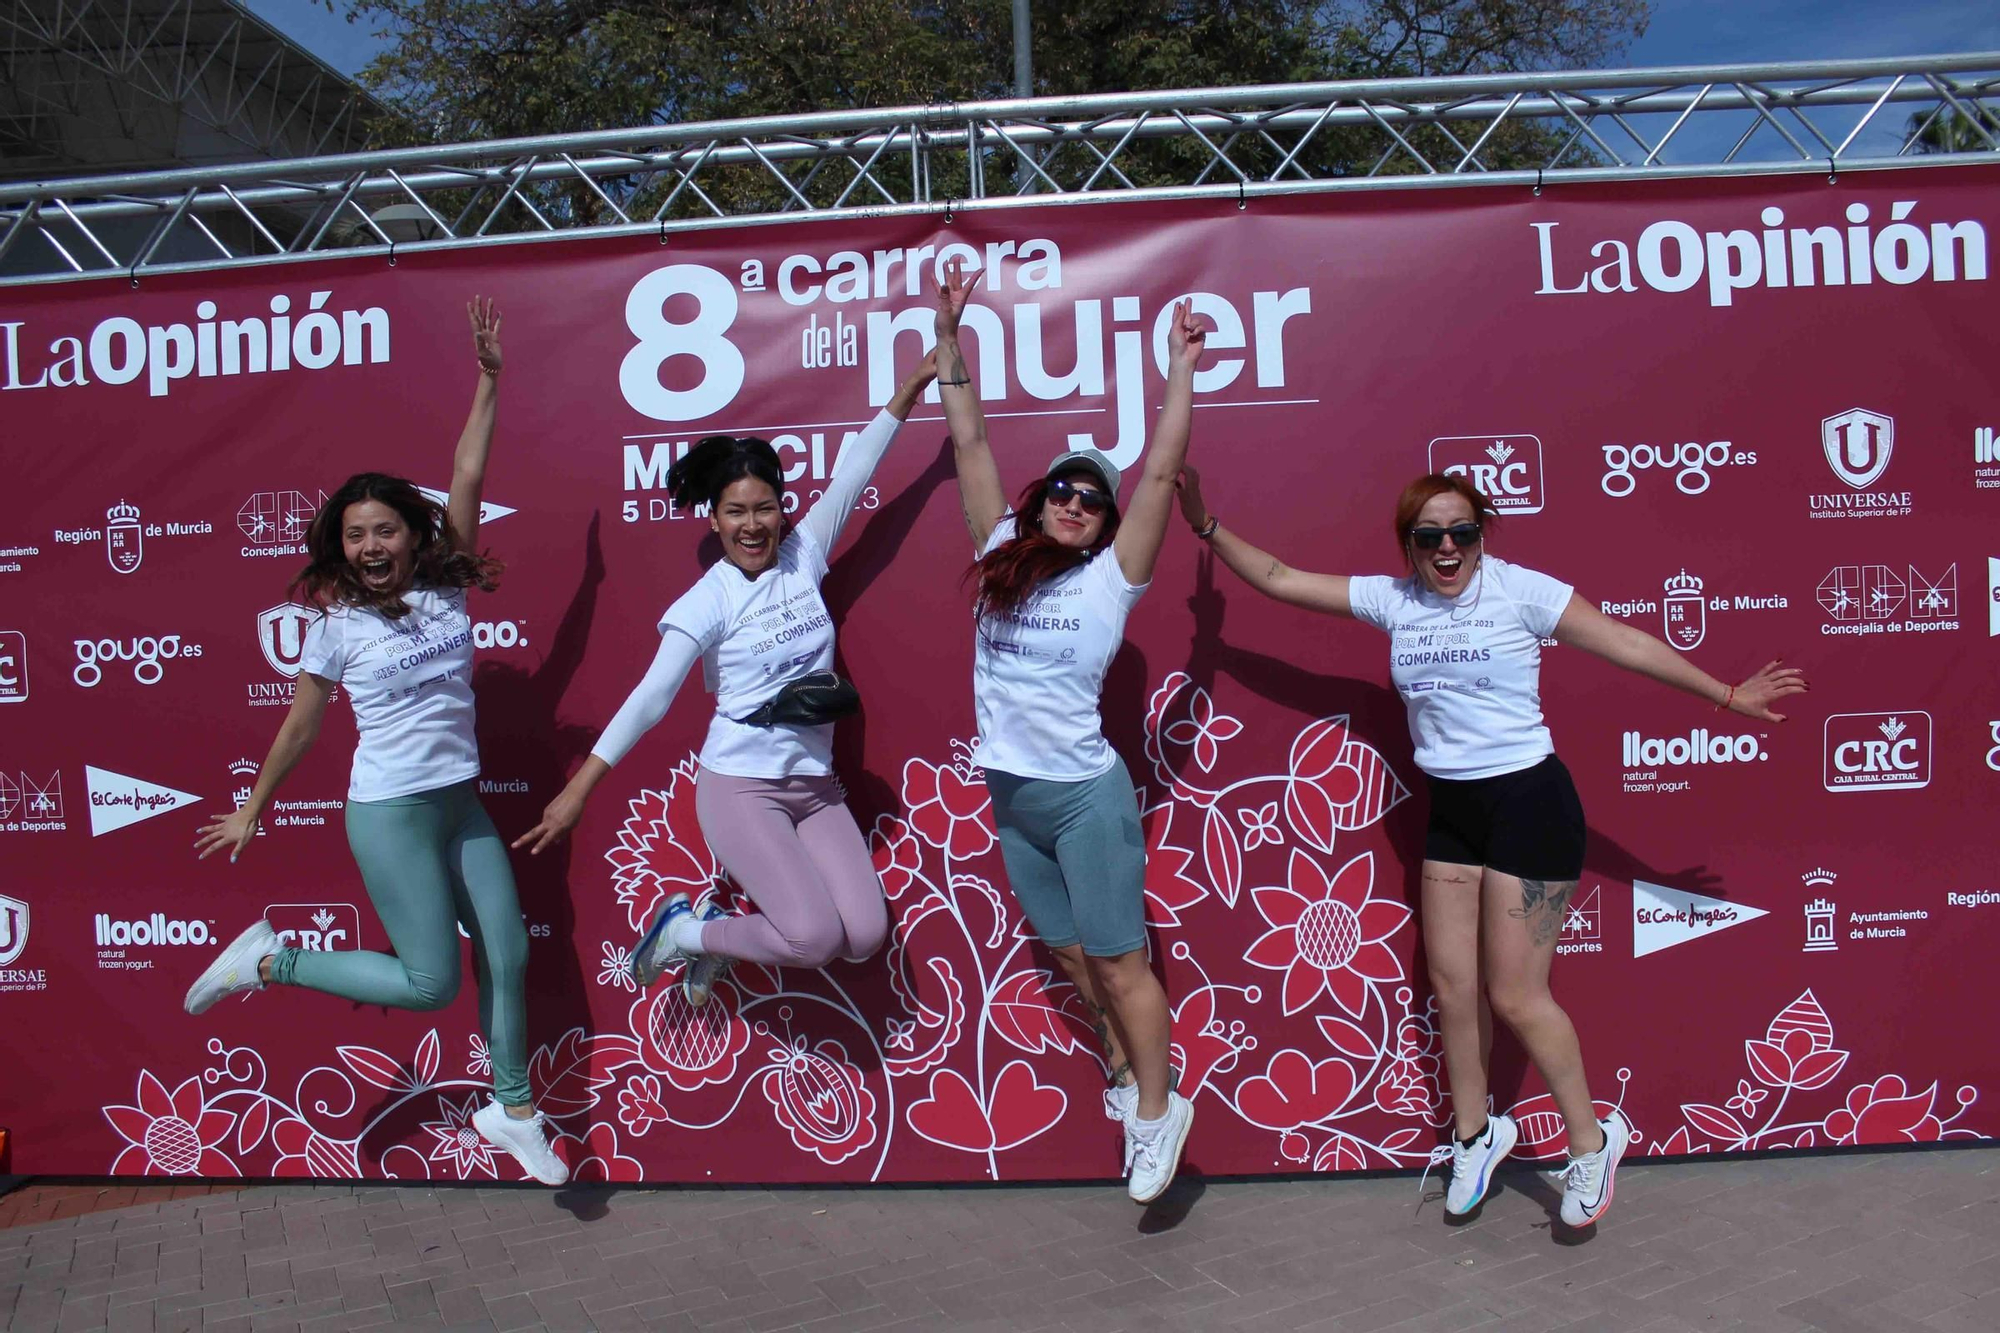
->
[18, 489, 516, 576]
[0, 896, 361, 993]
[0, 763, 530, 836]
[1553, 870, 1991, 962]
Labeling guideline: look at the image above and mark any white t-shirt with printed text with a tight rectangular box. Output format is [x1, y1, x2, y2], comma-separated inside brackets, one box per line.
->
[971, 520, 1148, 782]
[298, 586, 482, 802]
[660, 523, 839, 778]
[1348, 556, 1575, 780]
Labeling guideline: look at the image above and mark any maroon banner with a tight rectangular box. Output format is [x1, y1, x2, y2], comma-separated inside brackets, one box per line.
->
[2, 166, 1996, 1184]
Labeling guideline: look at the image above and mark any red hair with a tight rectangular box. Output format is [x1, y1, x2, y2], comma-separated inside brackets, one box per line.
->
[970, 476, 1122, 616]
[1393, 473, 1499, 570]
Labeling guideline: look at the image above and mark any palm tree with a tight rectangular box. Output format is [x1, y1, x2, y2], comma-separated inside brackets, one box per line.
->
[1904, 101, 2000, 154]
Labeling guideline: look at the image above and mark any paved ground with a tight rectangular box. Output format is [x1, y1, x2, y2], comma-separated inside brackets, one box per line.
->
[3, 1146, 1997, 1332]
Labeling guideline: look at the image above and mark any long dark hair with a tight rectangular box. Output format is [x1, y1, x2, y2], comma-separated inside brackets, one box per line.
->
[666, 435, 786, 512]
[969, 475, 1122, 617]
[290, 473, 501, 618]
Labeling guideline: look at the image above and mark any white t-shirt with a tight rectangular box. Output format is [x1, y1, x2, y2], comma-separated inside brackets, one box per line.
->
[298, 586, 481, 802]
[971, 520, 1147, 782]
[590, 408, 907, 779]
[660, 524, 839, 778]
[1348, 556, 1575, 781]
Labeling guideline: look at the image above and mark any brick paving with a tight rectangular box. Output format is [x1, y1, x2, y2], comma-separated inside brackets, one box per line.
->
[2, 1147, 1996, 1331]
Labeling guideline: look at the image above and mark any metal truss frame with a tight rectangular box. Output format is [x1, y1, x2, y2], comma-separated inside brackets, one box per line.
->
[3, 51, 1996, 286]
[1, 0, 386, 182]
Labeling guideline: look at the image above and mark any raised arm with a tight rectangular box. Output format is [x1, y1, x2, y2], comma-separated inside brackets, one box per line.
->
[797, 351, 937, 554]
[513, 629, 702, 854]
[194, 671, 335, 863]
[1173, 464, 1355, 617]
[447, 297, 503, 554]
[935, 258, 1007, 552]
[1553, 597, 1807, 721]
[1113, 299, 1206, 585]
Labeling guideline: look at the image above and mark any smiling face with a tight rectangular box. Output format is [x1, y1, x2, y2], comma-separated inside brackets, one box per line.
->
[712, 475, 783, 574]
[341, 499, 418, 596]
[1038, 471, 1110, 551]
[1407, 490, 1483, 596]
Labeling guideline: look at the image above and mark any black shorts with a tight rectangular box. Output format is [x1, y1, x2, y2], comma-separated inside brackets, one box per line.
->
[1423, 754, 1586, 882]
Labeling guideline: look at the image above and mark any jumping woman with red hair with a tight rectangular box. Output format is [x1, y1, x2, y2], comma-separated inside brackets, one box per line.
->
[1173, 467, 1805, 1227]
[935, 259, 1206, 1203]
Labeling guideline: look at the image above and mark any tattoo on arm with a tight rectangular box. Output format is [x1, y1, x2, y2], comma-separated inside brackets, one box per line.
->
[1264, 558, 1281, 582]
[939, 343, 967, 383]
[1508, 878, 1577, 948]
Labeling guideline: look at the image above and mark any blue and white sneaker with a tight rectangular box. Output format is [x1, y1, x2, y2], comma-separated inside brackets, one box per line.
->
[630, 891, 694, 989]
[682, 897, 733, 1009]
[1445, 1113, 1518, 1215]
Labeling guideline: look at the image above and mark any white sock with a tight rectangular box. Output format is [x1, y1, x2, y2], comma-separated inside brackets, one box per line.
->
[1134, 1108, 1169, 1132]
[669, 914, 707, 955]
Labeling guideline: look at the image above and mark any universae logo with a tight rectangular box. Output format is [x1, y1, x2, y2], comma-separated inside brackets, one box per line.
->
[1822, 711, 1932, 792]
[1428, 435, 1543, 514]
[0, 893, 27, 968]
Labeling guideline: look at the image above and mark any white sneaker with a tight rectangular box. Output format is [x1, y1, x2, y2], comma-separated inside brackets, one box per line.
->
[1556, 1109, 1630, 1227]
[183, 919, 277, 1015]
[473, 1098, 570, 1186]
[683, 898, 733, 1009]
[1445, 1114, 1519, 1215]
[630, 892, 693, 989]
[1124, 1091, 1194, 1204]
[1104, 1080, 1137, 1123]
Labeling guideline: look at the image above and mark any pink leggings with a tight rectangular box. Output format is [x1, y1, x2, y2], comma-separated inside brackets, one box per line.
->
[694, 769, 889, 968]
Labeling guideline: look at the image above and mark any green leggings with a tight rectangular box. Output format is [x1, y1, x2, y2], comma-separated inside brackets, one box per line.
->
[270, 781, 531, 1106]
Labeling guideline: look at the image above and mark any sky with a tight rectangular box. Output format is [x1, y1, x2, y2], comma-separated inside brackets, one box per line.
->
[247, 0, 2000, 162]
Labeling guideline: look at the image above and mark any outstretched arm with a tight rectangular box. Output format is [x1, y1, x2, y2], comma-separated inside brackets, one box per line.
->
[447, 297, 503, 554]
[1554, 597, 1807, 720]
[1113, 299, 1206, 585]
[1173, 465, 1355, 617]
[797, 351, 937, 555]
[935, 258, 1007, 552]
[195, 671, 335, 863]
[513, 629, 701, 854]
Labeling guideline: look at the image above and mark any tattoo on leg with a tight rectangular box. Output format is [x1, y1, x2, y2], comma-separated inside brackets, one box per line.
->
[1508, 878, 1576, 947]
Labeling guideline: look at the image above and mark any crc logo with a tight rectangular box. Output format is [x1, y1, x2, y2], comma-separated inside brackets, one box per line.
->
[1429, 435, 1543, 514]
[0, 893, 26, 967]
[1823, 711, 1931, 792]
[1599, 440, 1755, 497]
[0, 630, 25, 702]
[72, 634, 202, 687]
[258, 603, 317, 679]
[1822, 408, 1894, 489]
[266, 903, 359, 952]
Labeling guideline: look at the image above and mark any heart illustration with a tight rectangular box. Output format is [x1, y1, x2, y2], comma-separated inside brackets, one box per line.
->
[905, 1069, 996, 1152]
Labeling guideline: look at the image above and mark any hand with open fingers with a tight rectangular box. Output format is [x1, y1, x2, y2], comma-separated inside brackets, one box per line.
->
[1167, 298, 1207, 372]
[468, 296, 503, 375]
[514, 787, 585, 855]
[935, 256, 976, 337]
[1175, 465, 1209, 529]
[1727, 659, 1808, 722]
[195, 807, 259, 863]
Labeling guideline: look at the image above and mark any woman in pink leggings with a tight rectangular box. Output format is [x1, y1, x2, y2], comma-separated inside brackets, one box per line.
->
[514, 351, 936, 1003]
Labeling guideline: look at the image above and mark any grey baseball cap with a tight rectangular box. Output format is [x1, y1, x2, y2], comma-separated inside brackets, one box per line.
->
[1044, 447, 1121, 498]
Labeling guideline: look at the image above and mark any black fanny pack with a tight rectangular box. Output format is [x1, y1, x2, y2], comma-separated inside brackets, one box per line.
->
[735, 671, 861, 728]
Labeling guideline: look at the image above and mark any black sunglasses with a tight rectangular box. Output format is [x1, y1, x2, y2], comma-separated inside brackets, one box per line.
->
[1407, 523, 1483, 550]
[1047, 477, 1112, 514]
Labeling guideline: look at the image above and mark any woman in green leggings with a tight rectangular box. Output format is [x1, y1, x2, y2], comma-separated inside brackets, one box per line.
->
[184, 298, 567, 1186]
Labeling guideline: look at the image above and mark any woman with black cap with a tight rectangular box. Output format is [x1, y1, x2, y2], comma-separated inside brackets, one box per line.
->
[934, 258, 1206, 1203]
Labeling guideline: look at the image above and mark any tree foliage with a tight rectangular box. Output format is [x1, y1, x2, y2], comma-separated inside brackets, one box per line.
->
[336, 1, 1651, 222]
